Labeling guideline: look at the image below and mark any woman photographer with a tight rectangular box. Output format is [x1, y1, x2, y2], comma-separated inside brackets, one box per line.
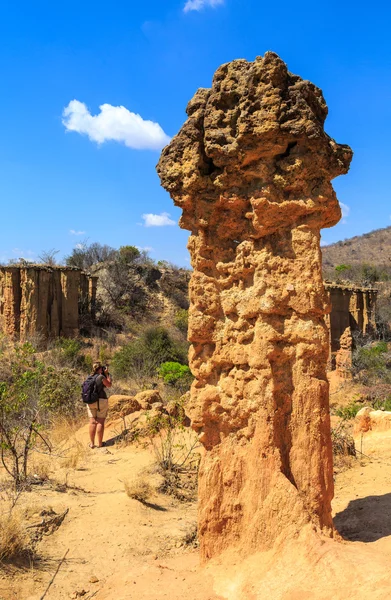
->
[87, 361, 112, 448]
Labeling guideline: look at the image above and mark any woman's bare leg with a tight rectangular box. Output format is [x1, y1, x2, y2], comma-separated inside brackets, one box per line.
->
[96, 417, 106, 447]
[89, 417, 98, 447]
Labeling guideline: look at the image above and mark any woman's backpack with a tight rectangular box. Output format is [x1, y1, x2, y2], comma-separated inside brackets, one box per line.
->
[81, 375, 100, 404]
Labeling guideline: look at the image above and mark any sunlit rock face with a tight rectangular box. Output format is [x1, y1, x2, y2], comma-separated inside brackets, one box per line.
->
[157, 51, 352, 561]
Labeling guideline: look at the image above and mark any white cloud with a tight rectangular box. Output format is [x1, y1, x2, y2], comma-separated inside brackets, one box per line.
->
[137, 246, 154, 253]
[69, 229, 86, 235]
[184, 0, 224, 13]
[339, 202, 350, 224]
[340, 202, 350, 218]
[62, 100, 171, 151]
[142, 212, 176, 227]
[75, 243, 85, 250]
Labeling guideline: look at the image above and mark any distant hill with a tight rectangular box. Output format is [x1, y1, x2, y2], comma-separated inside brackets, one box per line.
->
[322, 226, 391, 269]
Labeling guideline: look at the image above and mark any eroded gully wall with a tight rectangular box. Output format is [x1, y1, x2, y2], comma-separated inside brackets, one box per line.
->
[325, 284, 377, 352]
[0, 266, 96, 340]
[157, 52, 352, 560]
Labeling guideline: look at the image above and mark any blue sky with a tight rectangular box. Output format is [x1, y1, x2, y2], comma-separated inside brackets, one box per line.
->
[0, 0, 390, 266]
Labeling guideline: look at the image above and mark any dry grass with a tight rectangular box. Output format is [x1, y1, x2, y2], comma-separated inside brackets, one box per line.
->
[30, 457, 51, 482]
[61, 440, 88, 469]
[50, 415, 85, 447]
[0, 507, 30, 564]
[124, 477, 153, 504]
[331, 423, 357, 472]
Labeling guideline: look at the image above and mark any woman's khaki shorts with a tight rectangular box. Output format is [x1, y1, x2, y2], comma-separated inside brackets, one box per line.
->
[87, 398, 109, 420]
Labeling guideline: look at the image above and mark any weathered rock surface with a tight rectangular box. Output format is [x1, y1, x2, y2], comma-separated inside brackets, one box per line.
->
[108, 395, 141, 419]
[324, 283, 377, 354]
[135, 390, 163, 410]
[354, 407, 391, 433]
[157, 52, 352, 560]
[335, 326, 353, 379]
[0, 266, 97, 340]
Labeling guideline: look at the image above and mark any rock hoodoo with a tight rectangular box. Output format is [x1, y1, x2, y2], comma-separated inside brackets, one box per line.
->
[157, 52, 352, 560]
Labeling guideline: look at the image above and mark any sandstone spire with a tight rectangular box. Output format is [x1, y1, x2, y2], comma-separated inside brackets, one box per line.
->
[157, 52, 352, 560]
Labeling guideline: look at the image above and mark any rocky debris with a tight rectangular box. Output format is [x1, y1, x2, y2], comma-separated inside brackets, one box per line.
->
[108, 395, 141, 418]
[107, 390, 191, 436]
[335, 326, 353, 379]
[108, 391, 163, 419]
[0, 266, 97, 340]
[135, 389, 163, 410]
[157, 51, 352, 560]
[354, 407, 391, 433]
[70, 590, 87, 599]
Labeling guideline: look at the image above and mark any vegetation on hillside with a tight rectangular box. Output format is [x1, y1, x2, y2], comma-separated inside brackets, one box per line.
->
[322, 225, 391, 270]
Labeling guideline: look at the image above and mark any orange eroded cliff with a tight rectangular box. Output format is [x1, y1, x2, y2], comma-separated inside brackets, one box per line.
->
[0, 266, 97, 340]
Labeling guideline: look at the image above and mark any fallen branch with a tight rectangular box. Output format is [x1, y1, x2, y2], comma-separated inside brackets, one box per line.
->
[27, 508, 69, 540]
[39, 548, 69, 600]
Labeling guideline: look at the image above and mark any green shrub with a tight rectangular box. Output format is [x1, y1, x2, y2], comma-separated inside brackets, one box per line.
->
[39, 367, 80, 415]
[112, 327, 187, 384]
[372, 395, 391, 412]
[175, 309, 188, 335]
[56, 337, 82, 361]
[118, 245, 141, 264]
[335, 264, 351, 274]
[83, 354, 93, 373]
[158, 362, 192, 389]
[99, 344, 110, 365]
[334, 403, 362, 420]
[0, 350, 81, 487]
[352, 341, 391, 384]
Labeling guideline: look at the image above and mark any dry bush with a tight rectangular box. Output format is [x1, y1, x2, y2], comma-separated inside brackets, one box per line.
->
[61, 440, 88, 469]
[0, 507, 30, 564]
[332, 424, 356, 457]
[30, 457, 51, 482]
[331, 423, 357, 471]
[50, 415, 86, 446]
[124, 477, 153, 504]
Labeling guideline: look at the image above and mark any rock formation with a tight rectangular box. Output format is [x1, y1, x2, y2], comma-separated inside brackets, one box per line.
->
[355, 406, 391, 434]
[157, 52, 352, 560]
[0, 266, 97, 340]
[324, 283, 377, 353]
[334, 326, 353, 379]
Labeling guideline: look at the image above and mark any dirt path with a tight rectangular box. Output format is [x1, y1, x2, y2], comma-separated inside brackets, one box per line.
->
[333, 429, 391, 548]
[1, 425, 391, 599]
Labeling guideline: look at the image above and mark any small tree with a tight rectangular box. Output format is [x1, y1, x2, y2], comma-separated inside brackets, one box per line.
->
[112, 327, 187, 386]
[0, 354, 47, 488]
[65, 241, 117, 270]
[118, 245, 141, 264]
[38, 249, 59, 266]
[335, 264, 351, 274]
[0, 345, 80, 488]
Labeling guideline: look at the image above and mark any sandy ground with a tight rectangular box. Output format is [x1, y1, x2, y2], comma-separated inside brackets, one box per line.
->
[1, 418, 391, 600]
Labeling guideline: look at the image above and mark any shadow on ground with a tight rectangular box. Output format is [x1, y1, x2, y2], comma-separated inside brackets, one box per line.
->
[334, 493, 391, 542]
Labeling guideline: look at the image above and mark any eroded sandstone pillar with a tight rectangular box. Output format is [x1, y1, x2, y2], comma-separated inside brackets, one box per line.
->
[158, 52, 352, 560]
[0, 268, 21, 338]
[60, 269, 81, 337]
